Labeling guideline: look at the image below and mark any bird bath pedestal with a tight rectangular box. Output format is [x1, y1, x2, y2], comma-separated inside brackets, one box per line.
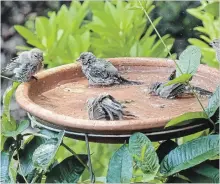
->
[15, 57, 219, 143]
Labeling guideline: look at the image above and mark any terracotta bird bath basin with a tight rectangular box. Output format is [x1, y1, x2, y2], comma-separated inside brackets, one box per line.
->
[15, 58, 219, 143]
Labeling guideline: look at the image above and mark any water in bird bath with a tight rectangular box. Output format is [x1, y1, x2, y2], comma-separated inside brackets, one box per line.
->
[31, 66, 212, 120]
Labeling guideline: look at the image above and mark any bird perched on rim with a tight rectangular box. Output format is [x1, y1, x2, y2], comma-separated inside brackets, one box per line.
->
[149, 82, 212, 99]
[77, 52, 143, 86]
[210, 38, 220, 62]
[87, 93, 136, 120]
[1, 48, 44, 82]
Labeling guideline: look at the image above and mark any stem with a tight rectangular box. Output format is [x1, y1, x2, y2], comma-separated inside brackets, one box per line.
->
[61, 142, 90, 171]
[85, 134, 95, 183]
[138, 0, 215, 133]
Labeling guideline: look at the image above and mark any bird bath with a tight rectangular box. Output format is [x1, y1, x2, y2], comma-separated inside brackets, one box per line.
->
[15, 58, 219, 143]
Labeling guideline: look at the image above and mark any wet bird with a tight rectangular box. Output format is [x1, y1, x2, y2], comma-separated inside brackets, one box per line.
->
[77, 52, 143, 86]
[87, 93, 136, 120]
[210, 38, 220, 62]
[149, 82, 212, 99]
[1, 48, 44, 82]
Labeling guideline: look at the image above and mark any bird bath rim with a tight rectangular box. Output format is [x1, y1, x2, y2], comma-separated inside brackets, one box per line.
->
[15, 57, 219, 142]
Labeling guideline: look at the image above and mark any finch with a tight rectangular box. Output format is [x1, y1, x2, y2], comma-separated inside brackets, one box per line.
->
[87, 93, 135, 120]
[77, 52, 143, 86]
[1, 48, 44, 82]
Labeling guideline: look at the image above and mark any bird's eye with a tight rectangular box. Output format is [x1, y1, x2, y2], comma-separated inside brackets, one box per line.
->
[81, 56, 85, 59]
[34, 55, 37, 58]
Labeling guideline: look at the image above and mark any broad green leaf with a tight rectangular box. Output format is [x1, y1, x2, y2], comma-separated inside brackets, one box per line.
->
[3, 120, 29, 138]
[160, 135, 220, 176]
[46, 154, 88, 183]
[204, 2, 219, 17]
[107, 145, 133, 183]
[176, 46, 201, 77]
[14, 25, 37, 41]
[127, 6, 141, 10]
[193, 163, 219, 183]
[18, 129, 58, 176]
[0, 151, 11, 183]
[165, 111, 208, 128]
[164, 74, 192, 86]
[1, 114, 17, 133]
[35, 17, 47, 41]
[32, 130, 65, 171]
[205, 86, 220, 118]
[129, 133, 159, 175]
[3, 82, 20, 121]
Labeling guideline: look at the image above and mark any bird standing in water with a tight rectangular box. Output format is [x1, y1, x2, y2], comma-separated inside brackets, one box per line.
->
[1, 48, 44, 82]
[210, 39, 220, 62]
[87, 93, 135, 120]
[77, 52, 143, 86]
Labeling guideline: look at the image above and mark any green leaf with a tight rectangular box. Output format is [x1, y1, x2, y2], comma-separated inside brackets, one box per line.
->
[18, 129, 58, 176]
[3, 82, 20, 121]
[107, 144, 133, 183]
[3, 120, 30, 138]
[127, 6, 142, 10]
[46, 154, 88, 183]
[165, 111, 208, 128]
[193, 163, 219, 183]
[206, 86, 220, 118]
[0, 151, 11, 183]
[1, 114, 17, 133]
[176, 46, 201, 77]
[160, 135, 220, 176]
[14, 25, 37, 41]
[129, 133, 159, 175]
[32, 130, 65, 171]
[164, 74, 192, 86]
[204, 2, 219, 17]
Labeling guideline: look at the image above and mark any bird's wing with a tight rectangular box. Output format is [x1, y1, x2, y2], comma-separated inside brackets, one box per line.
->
[1, 57, 20, 73]
[88, 63, 115, 85]
[96, 59, 119, 76]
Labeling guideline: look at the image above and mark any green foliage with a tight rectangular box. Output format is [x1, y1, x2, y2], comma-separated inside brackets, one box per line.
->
[205, 86, 220, 118]
[107, 144, 133, 183]
[165, 112, 208, 128]
[3, 120, 29, 139]
[160, 135, 219, 176]
[129, 133, 159, 176]
[89, 0, 174, 58]
[164, 74, 192, 86]
[15, 0, 174, 68]
[176, 45, 201, 77]
[2, 82, 20, 121]
[46, 154, 88, 183]
[187, 0, 220, 68]
[15, 1, 91, 68]
[0, 151, 11, 183]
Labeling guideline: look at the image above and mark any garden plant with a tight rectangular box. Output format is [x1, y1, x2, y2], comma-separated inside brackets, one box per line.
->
[1, 0, 219, 183]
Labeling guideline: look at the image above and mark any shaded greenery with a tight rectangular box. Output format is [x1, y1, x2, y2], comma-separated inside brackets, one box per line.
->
[188, 0, 220, 68]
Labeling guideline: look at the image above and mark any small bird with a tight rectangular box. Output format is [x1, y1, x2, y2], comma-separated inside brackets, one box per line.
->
[87, 93, 136, 120]
[210, 39, 220, 62]
[77, 52, 143, 86]
[1, 48, 44, 82]
[149, 82, 212, 99]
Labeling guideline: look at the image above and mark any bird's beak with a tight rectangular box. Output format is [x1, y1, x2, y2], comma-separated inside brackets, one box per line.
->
[76, 58, 81, 62]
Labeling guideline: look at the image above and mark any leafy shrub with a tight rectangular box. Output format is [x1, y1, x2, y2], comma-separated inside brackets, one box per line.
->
[187, 0, 220, 68]
[15, 1, 91, 68]
[88, 0, 174, 57]
[14, 0, 175, 68]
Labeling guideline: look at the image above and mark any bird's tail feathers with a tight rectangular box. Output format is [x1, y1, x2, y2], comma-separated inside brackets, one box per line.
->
[119, 76, 144, 85]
